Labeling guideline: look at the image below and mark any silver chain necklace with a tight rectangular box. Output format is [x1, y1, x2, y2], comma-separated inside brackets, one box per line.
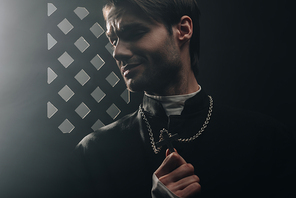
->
[139, 95, 213, 154]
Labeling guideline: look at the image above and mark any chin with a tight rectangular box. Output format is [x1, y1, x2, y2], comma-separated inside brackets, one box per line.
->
[125, 78, 148, 93]
[125, 84, 142, 93]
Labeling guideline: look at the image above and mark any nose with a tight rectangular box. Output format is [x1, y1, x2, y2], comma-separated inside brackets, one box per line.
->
[113, 40, 133, 64]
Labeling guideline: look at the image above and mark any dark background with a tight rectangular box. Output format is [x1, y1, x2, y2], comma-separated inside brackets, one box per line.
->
[0, 0, 294, 197]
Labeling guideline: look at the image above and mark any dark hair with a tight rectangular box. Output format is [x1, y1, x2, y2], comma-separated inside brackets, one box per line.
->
[103, 0, 201, 77]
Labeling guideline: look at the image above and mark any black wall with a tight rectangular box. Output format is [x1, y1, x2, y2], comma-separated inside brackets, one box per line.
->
[198, 1, 296, 132]
[0, 0, 294, 197]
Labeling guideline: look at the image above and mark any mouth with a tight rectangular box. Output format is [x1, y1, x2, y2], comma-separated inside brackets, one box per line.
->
[121, 63, 141, 78]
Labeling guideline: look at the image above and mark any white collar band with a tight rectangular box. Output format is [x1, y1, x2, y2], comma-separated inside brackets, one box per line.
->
[145, 85, 202, 116]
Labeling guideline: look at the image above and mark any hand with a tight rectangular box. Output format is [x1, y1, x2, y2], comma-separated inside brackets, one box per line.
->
[154, 149, 201, 198]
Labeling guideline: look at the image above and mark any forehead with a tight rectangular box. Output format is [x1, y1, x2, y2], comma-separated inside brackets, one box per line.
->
[105, 6, 155, 37]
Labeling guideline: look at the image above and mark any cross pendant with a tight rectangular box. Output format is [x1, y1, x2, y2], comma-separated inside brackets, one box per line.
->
[156, 128, 179, 153]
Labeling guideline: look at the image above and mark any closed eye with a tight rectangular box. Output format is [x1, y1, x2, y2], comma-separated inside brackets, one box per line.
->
[129, 31, 146, 40]
[109, 30, 146, 47]
[115, 30, 146, 44]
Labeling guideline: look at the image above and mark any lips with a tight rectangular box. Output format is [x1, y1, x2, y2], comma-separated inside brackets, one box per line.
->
[121, 63, 141, 77]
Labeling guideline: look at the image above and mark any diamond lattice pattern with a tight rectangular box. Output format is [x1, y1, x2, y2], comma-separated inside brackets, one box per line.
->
[47, 3, 131, 133]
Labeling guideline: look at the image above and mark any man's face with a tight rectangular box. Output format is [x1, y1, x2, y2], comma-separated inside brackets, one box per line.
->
[106, 7, 183, 94]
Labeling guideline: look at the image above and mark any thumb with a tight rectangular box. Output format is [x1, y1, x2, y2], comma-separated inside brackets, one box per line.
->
[166, 148, 178, 157]
[155, 149, 186, 178]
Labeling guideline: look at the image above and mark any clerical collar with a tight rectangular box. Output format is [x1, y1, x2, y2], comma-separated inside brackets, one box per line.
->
[145, 85, 202, 116]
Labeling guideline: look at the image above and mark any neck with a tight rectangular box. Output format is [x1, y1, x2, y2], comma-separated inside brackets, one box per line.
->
[145, 86, 201, 116]
[145, 72, 199, 96]
[146, 41, 198, 96]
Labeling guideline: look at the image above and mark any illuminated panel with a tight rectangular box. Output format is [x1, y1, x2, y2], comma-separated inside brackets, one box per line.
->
[58, 119, 75, 133]
[58, 52, 74, 68]
[74, 7, 89, 20]
[106, 104, 121, 120]
[120, 89, 130, 104]
[75, 103, 91, 119]
[47, 102, 58, 119]
[57, 18, 74, 35]
[47, 3, 57, 17]
[58, 85, 75, 102]
[106, 72, 120, 87]
[90, 22, 105, 38]
[91, 119, 105, 131]
[47, 67, 58, 84]
[74, 69, 90, 86]
[90, 54, 105, 70]
[47, 33, 57, 50]
[74, 37, 90, 53]
[91, 87, 106, 103]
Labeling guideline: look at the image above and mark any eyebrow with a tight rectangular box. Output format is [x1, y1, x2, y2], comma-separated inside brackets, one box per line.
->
[106, 22, 148, 38]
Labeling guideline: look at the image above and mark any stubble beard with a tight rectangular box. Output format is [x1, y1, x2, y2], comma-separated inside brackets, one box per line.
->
[124, 49, 183, 95]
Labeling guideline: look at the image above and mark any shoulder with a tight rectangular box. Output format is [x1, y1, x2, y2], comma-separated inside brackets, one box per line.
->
[76, 110, 139, 152]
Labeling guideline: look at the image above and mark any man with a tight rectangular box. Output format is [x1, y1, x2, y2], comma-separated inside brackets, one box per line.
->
[71, 0, 296, 197]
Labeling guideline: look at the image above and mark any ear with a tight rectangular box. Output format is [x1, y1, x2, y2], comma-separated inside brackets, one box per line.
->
[176, 16, 193, 45]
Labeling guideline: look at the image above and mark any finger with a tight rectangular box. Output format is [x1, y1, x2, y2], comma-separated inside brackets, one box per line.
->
[155, 152, 187, 178]
[175, 182, 201, 198]
[159, 163, 196, 185]
[170, 175, 200, 191]
[166, 148, 177, 157]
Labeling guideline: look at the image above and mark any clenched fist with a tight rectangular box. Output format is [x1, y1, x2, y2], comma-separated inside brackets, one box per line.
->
[154, 150, 201, 198]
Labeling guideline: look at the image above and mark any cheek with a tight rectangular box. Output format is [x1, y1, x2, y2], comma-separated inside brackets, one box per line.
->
[134, 39, 169, 62]
[135, 29, 170, 52]
[134, 40, 161, 53]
